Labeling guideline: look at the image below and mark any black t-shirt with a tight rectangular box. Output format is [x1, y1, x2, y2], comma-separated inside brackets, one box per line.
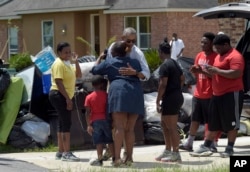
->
[159, 58, 183, 95]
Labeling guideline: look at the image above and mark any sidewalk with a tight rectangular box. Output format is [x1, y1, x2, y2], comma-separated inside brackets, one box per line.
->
[0, 136, 250, 172]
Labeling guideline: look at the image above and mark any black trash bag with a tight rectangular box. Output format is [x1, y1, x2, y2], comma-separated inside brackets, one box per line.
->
[178, 108, 191, 124]
[7, 125, 40, 149]
[0, 68, 11, 100]
[141, 67, 159, 93]
[177, 57, 196, 85]
[144, 121, 187, 144]
[144, 122, 164, 144]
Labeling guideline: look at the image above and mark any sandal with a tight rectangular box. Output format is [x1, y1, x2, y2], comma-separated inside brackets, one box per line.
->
[113, 159, 126, 167]
[124, 160, 133, 166]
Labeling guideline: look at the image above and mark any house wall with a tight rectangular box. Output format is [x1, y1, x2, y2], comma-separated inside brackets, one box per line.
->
[0, 19, 23, 61]
[218, 0, 245, 47]
[22, 13, 76, 56]
[108, 12, 219, 58]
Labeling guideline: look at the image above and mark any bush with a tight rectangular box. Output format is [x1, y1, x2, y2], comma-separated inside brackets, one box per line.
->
[9, 53, 33, 72]
[144, 48, 161, 73]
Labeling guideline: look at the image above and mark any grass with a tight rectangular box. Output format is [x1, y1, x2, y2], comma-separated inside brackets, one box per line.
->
[0, 142, 58, 153]
[52, 164, 229, 172]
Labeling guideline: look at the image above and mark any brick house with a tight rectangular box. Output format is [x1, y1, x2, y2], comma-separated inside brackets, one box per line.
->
[0, 0, 244, 63]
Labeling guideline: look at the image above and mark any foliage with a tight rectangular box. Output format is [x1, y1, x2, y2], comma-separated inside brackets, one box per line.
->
[144, 48, 161, 73]
[76, 36, 97, 57]
[8, 53, 33, 72]
[106, 35, 117, 47]
[76, 36, 117, 57]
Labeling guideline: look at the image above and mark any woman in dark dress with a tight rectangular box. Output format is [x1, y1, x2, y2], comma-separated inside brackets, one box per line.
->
[91, 41, 144, 166]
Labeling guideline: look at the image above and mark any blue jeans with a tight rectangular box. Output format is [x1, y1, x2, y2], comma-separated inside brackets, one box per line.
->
[92, 120, 113, 145]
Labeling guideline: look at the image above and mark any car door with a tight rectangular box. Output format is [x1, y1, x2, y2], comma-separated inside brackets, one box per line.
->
[193, 1, 250, 94]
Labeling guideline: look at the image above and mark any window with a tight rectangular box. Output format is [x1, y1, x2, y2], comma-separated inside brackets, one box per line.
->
[8, 27, 18, 55]
[125, 16, 151, 50]
[42, 20, 54, 48]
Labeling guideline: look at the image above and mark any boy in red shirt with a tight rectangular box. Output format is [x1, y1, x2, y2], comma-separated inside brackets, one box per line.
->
[84, 75, 114, 166]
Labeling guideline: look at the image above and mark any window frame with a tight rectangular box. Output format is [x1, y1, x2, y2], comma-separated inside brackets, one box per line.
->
[41, 20, 54, 49]
[8, 26, 18, 56]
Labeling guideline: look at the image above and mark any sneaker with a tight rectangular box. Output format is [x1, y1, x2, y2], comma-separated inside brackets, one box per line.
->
[189, 144, 213, 157]
[89, 159, 103, 166]
[55, 152, 63, 160]
[61, 152, 80, 162]
[155, 149, 172, 161]
[102, 148, 112, 161]
[210, 143, 218, 153]
[220, 147, 234, 158]
[179, 142, 193, 151]
[161, 152, 182, 163]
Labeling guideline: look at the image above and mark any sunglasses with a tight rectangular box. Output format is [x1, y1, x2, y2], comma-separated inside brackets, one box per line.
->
[126, 39, 136, 44]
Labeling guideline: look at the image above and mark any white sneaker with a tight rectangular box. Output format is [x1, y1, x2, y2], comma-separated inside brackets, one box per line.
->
[155, 149, 172, 161]
[161, 152, 182, 163]
[190, 144, 213, 157]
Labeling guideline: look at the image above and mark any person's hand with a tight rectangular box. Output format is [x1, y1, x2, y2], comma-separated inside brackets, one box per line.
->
[71, 52, 78, 63]
[99, 52, 107, 60]
[206, 65, 219, 75]
[87, 125, 93, 136]
[66, 98, 73, 110]
[156, 102, 162, 113]
[119, 63, 136, 76]
[190, 65, 202, 73]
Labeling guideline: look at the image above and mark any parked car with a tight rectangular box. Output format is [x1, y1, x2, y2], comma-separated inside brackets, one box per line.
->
[193, 1, 250, 135]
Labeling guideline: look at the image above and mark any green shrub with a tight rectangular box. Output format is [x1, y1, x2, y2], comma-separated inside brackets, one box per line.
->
[144, 48, 161, 73]
[9, 53, 33, 72]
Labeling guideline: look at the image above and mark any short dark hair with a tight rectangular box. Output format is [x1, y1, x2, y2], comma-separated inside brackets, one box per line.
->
[159, 41, 171, 54]
[91, 75, 107, 87]
[172, 33, 177, 37]
[203, 32, 215, 42]
[112, 41, 127, 57]
[57, 42, 70, 54]
[213, 34, 231, 45]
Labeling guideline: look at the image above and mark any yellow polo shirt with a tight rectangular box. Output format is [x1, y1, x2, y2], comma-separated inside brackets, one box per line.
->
[50, 58, 76, 99]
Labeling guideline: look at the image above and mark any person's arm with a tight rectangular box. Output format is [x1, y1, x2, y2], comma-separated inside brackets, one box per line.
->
[177, 48, 184, 58]
[55, 79, 72, 110]
[85, 106, 93, 136]
[206, 65, 242, 79]
[177, 40, 185, 57]
[95, 52, 106, 65]
[71, 52, 82, 78]
[156, 76, 168, 113]
[118, 48, 150, 80]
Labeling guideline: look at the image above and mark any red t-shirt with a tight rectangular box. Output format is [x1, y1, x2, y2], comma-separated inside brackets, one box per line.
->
[212, 48, 244, 96]
[84, 91, 107, 124]
[193, 51, 217, 99]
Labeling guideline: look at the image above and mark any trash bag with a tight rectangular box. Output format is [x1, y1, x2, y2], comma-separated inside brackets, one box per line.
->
[144, 122, 164, 144]
[21, 120, 50, 146]
[141, 67, 159, 93]
[7, 125, 39, 149]
[177, 57, 196, 85]
[144, 121, 187, 144]
[0, 68, 11, 101]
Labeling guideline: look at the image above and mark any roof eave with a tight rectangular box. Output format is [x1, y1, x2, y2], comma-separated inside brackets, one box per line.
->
[0, 15, 21, 20]
[15, 6, 111, 15]
[104, 8, 204, 14]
